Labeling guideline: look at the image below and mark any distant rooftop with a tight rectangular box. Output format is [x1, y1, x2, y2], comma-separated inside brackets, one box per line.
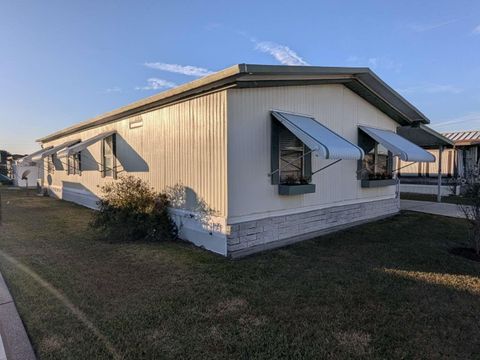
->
[442, 130, 480, 146]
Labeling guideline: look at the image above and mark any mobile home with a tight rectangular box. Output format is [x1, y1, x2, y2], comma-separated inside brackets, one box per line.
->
[398, 129, 480, 196]
[34, 64, 434, 257]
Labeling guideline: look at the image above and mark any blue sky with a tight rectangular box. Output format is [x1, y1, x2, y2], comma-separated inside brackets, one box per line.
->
[1, 0, 479, 153]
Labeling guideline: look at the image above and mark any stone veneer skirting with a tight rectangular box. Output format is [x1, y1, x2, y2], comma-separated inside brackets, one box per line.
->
[227, 197, 400, 258]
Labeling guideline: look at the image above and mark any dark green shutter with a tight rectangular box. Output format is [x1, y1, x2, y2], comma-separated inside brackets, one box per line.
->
[271, 119, 280, 185]
[387, 151, 393, 176]
[304, 146, 312, 182]
[100, 138, 105, 178]
[112, 134, 117, 180]
[78, 152, 82, 176]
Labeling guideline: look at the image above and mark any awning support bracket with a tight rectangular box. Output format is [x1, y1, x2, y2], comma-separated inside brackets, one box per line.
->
[269, 155, 343, 179]
[311, 159, 342, 175]
[268, 149, 315, 177]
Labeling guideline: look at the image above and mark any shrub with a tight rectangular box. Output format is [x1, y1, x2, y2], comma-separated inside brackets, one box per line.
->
[460, 181, 480, 255]
[91, 175, 177, 242]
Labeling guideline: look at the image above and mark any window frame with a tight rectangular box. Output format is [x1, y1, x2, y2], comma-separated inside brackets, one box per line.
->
[101, 134, 117, 179]
[271, 118, 312, 185]
[67, 153, 81, 175]
[357, 130, 393, 180]
[47, 154, 55, 175]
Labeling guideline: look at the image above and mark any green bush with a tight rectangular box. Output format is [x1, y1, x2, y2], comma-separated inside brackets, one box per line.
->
[91, 175, 178, 242]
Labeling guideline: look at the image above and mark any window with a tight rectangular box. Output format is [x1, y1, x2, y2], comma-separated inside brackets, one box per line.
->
[67, 153, 81, 175]
[271, 119, 312, 185]
[358, 131, 393, 180]
[47, 155, 55, 175]
[102, 135, 116, 178]
[279, 127, 306, 184]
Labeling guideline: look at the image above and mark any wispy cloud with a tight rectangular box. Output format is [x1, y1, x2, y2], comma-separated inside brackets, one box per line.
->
[407, 19, 458, 32]
[144, 62, 213, 77]
[432, 112, 480, 130]
[254, 40, 309, 66]
[473, 24, 480, 35]
[135, 78, 177, 91]
[399, 84, 463, 95]
[347, 56, 402, 72]
[104, 87, 121, 93]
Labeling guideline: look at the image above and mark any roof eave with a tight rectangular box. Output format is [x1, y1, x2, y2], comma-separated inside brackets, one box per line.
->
[37, 64, 429, 143]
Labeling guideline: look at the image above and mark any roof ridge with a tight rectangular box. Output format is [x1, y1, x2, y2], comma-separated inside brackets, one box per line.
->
[37, 64, 429, 143]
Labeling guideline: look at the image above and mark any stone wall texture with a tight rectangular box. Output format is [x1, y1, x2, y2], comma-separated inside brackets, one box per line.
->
[227, 197, 400, 256]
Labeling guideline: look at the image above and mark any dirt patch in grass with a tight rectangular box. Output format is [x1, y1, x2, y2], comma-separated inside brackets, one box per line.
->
[216, 297, 248, 315]
[449, 247, 480, 262]
[40, 335, 65, 353]
[334, 330, 371, 355]
[238, 314, 268, 327]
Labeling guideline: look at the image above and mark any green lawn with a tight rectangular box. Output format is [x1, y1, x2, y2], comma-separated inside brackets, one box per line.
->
[0, 188, 479, 359]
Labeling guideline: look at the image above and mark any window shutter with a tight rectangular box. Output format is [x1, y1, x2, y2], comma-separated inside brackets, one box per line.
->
[112, 134, 117, 180]
[271, 120, 280, 185]
[100, 139, 105, 178]
[279, 128, 299, 150]
[78, 153, 82, 175]
[304, 146, 312, 182]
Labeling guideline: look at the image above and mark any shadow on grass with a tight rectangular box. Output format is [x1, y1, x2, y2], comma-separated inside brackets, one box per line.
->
[2, 188, 480, 358]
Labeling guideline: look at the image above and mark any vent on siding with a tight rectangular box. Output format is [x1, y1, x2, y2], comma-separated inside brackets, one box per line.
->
[129, 116, 143, 129]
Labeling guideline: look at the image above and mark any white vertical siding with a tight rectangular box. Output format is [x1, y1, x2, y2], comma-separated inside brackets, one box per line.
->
[43, 90, 228, 217]
[226, 84, 398, 221]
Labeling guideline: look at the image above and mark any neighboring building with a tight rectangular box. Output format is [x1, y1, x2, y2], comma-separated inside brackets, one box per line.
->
[9, 158, 39, 189]
[6, 154, 26, 179]
[1, 151, 29, 186]
[32, 64, 434, 257]
[0, 150, 11, 176]
[398, 130, 480, 195]
[443, 131, 480, 178]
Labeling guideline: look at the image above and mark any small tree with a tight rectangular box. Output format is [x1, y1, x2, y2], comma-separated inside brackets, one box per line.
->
[91, 175, 177, 242]
[459, 166, 480, 255]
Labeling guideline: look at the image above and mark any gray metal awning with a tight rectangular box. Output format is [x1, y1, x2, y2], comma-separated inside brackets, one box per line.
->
[359, 126, 435, 162]
[31, 139, 80, 161]
[19, 146, 53, 163]
[272, 111, 364, 160]
[57, 131, 116, 158]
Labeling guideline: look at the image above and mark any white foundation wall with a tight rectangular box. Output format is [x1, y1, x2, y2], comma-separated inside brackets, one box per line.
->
[226, 84, 399, 223]
[42, 90, 228, 255]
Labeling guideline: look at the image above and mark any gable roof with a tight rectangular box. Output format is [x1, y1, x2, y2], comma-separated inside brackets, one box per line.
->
[443, 130, 480, 146]
[397, 124, 454, 148]
[38, 64, 430, 143]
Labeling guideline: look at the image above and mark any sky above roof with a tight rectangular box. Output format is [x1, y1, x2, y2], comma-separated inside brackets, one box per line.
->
[1, 0, 479, 154]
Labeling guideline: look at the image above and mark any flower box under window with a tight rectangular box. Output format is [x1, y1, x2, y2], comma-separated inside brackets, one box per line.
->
[278, 183, 316, 195]
[361, 179, 396, 188]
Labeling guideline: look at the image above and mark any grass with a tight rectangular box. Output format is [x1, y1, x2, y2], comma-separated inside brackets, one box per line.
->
[400, 192, 474, 205]
[0, 188, 480, 359]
